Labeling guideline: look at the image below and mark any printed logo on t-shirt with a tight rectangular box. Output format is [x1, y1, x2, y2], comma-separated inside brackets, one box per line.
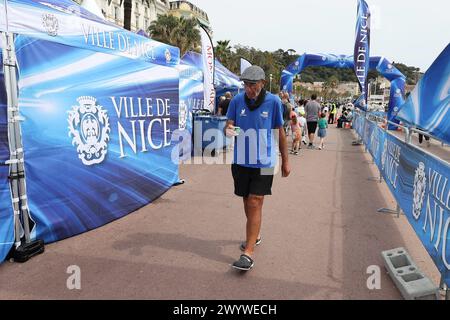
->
[261, 111, 269, 119]
[240, 108, 247, 117]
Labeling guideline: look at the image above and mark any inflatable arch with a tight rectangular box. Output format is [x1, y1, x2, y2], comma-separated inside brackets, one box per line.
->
[280, 53, 406, 129]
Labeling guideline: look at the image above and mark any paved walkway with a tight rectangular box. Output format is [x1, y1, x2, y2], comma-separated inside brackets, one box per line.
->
[0, 126, 443, 299]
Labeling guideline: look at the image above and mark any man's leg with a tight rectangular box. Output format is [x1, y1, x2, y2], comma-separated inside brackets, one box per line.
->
[243, 196, 249, 217]
[243, 195, 264, 257]
[308, 122, 316, 147]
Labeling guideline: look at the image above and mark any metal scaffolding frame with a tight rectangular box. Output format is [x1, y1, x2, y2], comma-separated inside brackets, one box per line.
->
[1, 31, 44, 262]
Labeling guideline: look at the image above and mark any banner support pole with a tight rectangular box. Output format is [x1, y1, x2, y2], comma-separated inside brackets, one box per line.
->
[377, 203, 401, 218]
[173, 179, 185, 186]
[2, 32, 24, 249]
[2, 32, 44, 262]
[405, 126, 412, 145]
[363, 113, 383, 183]
[364, 111, 368, 152]
[368, 171, 382, 183]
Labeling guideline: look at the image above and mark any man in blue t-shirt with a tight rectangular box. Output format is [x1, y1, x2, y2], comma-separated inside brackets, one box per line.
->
[225, 65, 290, 271]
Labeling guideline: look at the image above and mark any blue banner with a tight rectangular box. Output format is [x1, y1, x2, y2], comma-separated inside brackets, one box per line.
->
[354, 113, 450, 285]
[353, 111, 364, 137]
[14, 35, 180, 244]
[365, 120, 385, 170]
[370, 57, 405, 130]
[177, 61, 202, 159]
[1, 0, 180, 67]
[353, 0, 370, 110]
[397, 44, 450, 144]
[0, 49, 15, 262]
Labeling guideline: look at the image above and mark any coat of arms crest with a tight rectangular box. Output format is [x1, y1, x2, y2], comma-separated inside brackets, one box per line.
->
[68, 96, 110, 166]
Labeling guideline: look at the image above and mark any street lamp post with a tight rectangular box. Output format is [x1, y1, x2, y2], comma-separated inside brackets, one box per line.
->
[269, 74, 273, 93]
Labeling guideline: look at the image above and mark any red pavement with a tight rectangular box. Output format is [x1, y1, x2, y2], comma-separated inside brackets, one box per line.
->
[0, 126, 443, 299]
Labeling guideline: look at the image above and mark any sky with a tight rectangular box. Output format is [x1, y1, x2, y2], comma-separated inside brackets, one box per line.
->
[188, 0, 449, 72]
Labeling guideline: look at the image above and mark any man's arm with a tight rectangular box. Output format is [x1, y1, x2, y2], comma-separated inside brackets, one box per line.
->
[278, 127, 291, 177]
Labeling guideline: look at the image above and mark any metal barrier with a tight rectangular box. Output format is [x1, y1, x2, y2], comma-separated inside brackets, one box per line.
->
[352, 109, 450, 299]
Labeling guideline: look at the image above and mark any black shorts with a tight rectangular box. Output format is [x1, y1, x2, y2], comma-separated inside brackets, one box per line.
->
[231, 164, 274, 197]
[307, 121, 318, 134]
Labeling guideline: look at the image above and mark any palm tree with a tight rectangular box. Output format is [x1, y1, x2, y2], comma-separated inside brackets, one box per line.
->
[215, 40, 232, 63]
[215, 40, 242, 73]
[123, 0, 132, 31]
[175, 17, 201, 55]
[148, 14, 177, 44]
[148, 14, 200, 56]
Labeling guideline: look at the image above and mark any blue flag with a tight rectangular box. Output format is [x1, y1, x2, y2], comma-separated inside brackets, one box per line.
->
[354, 0, 371, 110]
[397, 44, 450, 143]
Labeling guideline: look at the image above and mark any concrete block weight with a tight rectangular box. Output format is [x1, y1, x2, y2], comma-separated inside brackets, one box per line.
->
[382, 247, 440, 300]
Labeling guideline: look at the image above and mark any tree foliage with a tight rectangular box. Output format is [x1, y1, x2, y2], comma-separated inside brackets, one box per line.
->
[393, 63, 423, 85]
[146, 16, 423, 92]
[148, 14, 200, 56]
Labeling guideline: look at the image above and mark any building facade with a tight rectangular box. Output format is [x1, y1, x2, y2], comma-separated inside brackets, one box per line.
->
[75, 0, 210, 33]
[74, 0, 169, 32]
[336, 82, 359, 96]
[169, 1, 210, 31]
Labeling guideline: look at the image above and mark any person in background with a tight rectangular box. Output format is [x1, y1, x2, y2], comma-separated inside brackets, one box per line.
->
[218, 92, 232, 116]
[304, 94, 321, 149]
[298, 111, 308, 145]
[290, 112, 302, 155]
[296, 99, 306, 115]
[417, 126, 431, 147]
[280, 92, 293, 136]
[418, 133, 431, 147]
[328, 103, 337, 124]
[322, 103, 329, 114]
[317, 112, 328, 150]
[217, 96, 225, 113]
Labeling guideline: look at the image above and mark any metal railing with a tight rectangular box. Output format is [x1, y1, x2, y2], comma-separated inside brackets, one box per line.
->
[353, 109, 450, 299]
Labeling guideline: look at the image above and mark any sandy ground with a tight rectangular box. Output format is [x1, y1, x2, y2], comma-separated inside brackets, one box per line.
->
[0, 126, 445, 300]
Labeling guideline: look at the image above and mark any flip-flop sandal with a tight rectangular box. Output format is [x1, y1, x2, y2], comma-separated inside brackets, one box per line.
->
[239, 237, 262, 251]
[232, 254, 254, 271]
